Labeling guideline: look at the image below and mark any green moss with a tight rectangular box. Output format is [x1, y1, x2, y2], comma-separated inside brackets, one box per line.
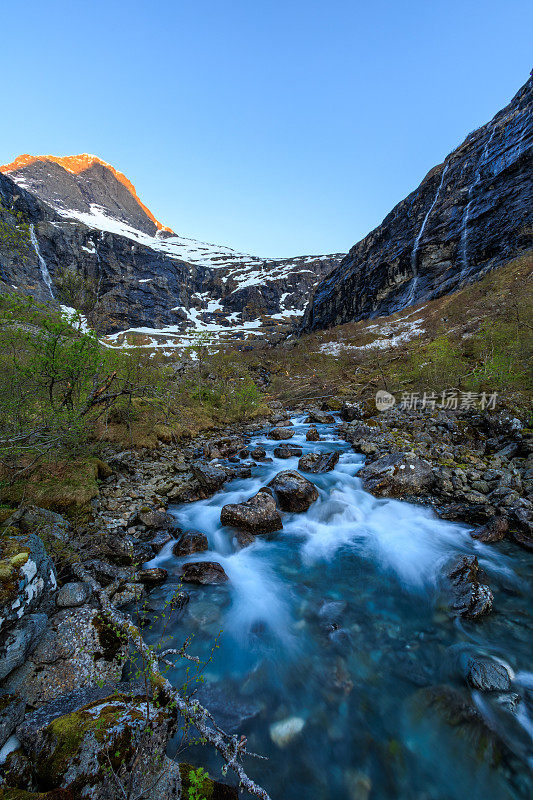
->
[0, 537, 31, 604]
[92, 613, 128, 662]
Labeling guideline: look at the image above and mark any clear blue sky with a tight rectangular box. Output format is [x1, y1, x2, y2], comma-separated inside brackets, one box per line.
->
[2, 1, 531, 257]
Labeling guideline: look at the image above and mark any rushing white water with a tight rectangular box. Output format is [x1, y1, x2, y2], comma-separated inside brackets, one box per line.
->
[460, 125, 497, 275]
[147, 416, 533, 799]
[407, 163, 449, 306]
[29, 223, 54, 296]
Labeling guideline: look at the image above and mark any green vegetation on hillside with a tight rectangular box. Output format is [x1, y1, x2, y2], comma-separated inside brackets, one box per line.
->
[0, 295, 265, 515]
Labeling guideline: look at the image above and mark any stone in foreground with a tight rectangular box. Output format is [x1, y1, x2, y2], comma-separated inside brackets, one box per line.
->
[268, 470, 319, 512]
[221, 488, 283, 534]
[306, 425, 320, 441]
[359, 452, 434, 498]
[181, 561, 229, 584]
[298, 451, 340, 473]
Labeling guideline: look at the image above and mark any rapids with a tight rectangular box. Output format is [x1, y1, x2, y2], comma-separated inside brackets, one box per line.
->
[147, 416, 533, 799]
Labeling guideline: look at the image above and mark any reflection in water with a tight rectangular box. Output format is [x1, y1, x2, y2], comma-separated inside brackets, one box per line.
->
[147, 417, 533, 799]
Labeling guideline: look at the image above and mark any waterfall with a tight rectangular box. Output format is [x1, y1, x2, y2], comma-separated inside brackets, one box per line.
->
[459, 125, 497, 274]
[29, 224, 54, 297]
[407, 163, 449, 305]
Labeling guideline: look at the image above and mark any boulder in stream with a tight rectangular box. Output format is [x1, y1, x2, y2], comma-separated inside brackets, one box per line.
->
[172, 530, 209, 556]
[306, 425, 320, 441]
[268, 470, 319, 512]
[181, 561, 229, 584]
[221, 488, 283, 534]
[274, 444, 303, 459]
[446, 555, 494, 619]
[298, 451, 340, 473]
[305, 411, 335, 424]
[358, 452, 434, 498]
[463, 655, 513, 692]
[268, 426, 295, 440]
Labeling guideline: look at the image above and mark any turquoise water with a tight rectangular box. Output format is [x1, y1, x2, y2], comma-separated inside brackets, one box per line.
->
[147, 417, 533, 799]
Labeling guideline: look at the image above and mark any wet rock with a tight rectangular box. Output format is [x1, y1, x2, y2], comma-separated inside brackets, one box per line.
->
[340, 401, 363, 422]
[181, 561, 229, 585]
[268, 470, 319, 512]
[0, 533, 56, 634]
[3, 606, 127, 706]
[0, 695, 25, 749]
[204, 437, 246, 459]
[150, 530, 175, 554]
[250, 446, 267, 460]
[446, 556, 493, 619]
[298, 451, 340, 473]
[221, 488, 283, 534]
[192, 462, 228, 493]
[269, 715, 305, 747]
[133, 507, 174, 530]
[234, 531, 257, 549]
[56, 582, 93, 609]
[306, 425, 320, 441]
[136, 568, 168, 586]
[239, 448, 250, 459]
[268, 426, 295, 440]
[359, 452, 434, 498]
[18, 694, 177, 800]
[305, 411, 335, 424]
[273, 444, 303, 459]
[471, 516, 509, 543]
[83, 559, 129, 587]
[109, 582, 144, 608]
[194, 682, 262, 732]
[0, 612, 48, 681]
[172, 530, 209, 556]
[464, 655, 512, 692]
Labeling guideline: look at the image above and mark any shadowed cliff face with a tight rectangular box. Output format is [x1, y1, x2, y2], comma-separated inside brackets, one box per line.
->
[302, 72, 533, 333]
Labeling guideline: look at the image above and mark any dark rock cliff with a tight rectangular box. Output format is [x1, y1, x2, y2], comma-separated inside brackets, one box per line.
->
[0, 168, 342, 334]
[302, 72, 533, 332]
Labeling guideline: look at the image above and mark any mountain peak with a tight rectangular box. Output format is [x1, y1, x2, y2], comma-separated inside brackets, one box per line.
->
[0, 153, 173, 234]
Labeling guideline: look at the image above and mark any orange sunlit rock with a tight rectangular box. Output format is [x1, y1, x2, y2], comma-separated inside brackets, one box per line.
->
[0, 153, 173, 233]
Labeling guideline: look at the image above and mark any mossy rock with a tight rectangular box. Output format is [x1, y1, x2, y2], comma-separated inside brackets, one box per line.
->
[1, 459, 111, 521]
[24, 696, 174, 799]
[179, 763, 238, 799]
[0, 533, 55, 626]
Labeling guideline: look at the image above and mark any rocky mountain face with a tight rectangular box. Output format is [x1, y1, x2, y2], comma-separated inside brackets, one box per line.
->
[302, 72, 533, 333]
[0, 155, 343, 339]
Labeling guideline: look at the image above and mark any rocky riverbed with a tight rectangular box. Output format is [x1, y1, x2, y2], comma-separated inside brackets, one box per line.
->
[0, 400, 531, 798]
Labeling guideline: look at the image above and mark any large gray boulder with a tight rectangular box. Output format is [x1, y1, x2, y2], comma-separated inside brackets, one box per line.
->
[268, 470, 319, 512]
[0, 612, 48, 681]
[358, 452, 434, 498]
[17, 693, 178, 800]
[0, 533, 56, 634]
[3, 605, 127, 706]
[221, 488, 283, 534]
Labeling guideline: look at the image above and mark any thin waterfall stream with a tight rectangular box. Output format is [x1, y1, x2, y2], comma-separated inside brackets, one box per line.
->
[146, 416, 533, 800]
[29, 223, 54, 297]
